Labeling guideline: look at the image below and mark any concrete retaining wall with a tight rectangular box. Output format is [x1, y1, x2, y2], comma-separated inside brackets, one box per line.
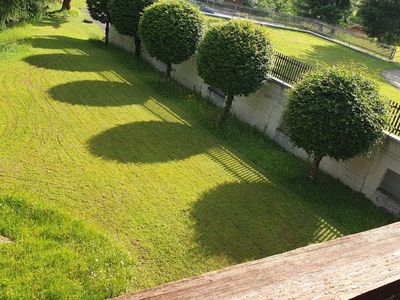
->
[109, 26, 400, 216]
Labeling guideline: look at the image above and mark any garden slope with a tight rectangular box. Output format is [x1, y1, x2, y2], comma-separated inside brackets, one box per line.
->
[0, 4, 395, 293]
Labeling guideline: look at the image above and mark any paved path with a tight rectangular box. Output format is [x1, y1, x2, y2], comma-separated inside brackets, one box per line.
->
[382, 69, 400, 91]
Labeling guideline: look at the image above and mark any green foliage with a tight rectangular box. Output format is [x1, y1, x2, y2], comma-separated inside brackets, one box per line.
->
[358, 0, 400, 45]
[0, 195, 134, 299]
[285, 64, 388, 162]
[197, 19, 273, 96]
[0, 0, 51, 26]
[294, 0, 352, 23]
[139, 0, 203, 64]
[110, 0, 154, 36]
[254, 0, 293, 13]
[87, 0, 111, 24]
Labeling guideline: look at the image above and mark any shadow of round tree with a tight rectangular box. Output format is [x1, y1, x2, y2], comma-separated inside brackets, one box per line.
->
[24, 54, 110, 72]
[191, 182, 326, 263]
[29, 35, 104, 51]
[49, 80, 148, 106]
[88, 121, 216, 163]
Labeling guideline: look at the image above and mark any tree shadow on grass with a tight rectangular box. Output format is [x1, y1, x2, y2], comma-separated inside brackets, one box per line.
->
[88, 121, 216, 163]
[29, 35, 104, 52]
[191, 182, 343, 262]
[24, 54, 111, 72]
[49, 80, 148, 106]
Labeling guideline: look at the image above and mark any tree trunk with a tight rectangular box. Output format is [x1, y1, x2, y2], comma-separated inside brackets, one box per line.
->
[166, 62, 172, 82]
[218, 94, 234, 126]
[134, 36, 141, 59]
[310, 155, 323, 181]
[105, 21, 110, 46]
[61, 0, 71, 10]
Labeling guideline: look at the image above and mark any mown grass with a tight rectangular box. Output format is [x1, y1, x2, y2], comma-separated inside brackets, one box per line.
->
[0, 195, 134, 299]
[0, 2, 396, 297]
[207, 16, 400, 103]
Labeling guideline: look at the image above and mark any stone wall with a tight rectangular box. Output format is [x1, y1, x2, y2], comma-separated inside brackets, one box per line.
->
[109, 26, 400, 216]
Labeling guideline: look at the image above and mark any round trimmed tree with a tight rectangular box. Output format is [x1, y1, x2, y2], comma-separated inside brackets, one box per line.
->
[139, 0, 203, 81]
[285, 64, 388, 180]
[87, 0, 111, 45]
[197, 19, 274, 125]
[110, 0, 153, 57]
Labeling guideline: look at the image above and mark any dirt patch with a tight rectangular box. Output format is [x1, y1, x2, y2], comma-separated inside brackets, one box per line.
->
[382, 69, 400, 91]
[0, 235, 12, 244]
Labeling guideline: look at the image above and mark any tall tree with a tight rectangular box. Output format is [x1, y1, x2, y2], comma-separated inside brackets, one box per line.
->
[87, 0, 111, 45]
[285, 64, 388, 180]
[197, 19, 273, 126]
[139, 0, 203, 80]
[358, 0, 400, 45]
[110, 0, 153, 58]
[294, 0, 352, 24]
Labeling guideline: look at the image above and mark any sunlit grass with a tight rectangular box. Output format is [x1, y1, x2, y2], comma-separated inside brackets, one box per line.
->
[0, 3, 396, 297]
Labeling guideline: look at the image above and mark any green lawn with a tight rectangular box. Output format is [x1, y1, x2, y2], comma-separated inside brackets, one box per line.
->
[207, 16, 400, 103]
[0, 3, 396, 298]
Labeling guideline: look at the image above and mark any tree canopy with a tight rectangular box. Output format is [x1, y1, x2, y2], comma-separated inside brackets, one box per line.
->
[87, 0, 111, 44]
[358, 0, 400, 45]
[139, 0, 203, 80]
[284, 64, 388, 180]
[197, 19, 273, 125]
[110, 0, 154, 56]
[294, 0, 352, 24]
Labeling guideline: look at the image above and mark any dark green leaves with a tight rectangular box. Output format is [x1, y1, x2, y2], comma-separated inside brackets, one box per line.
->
[197, 19, 273, 96]
[285, 64, 388, 161]
[138, 0, 203, 65]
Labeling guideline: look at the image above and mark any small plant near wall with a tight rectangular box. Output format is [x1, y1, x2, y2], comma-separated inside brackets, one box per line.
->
[87, 0, 111, 45]
[197, 19, 274, 126]
[110, 0, 154, 58]
[284, 64, 388, 181]
[139, 0, 203, 81]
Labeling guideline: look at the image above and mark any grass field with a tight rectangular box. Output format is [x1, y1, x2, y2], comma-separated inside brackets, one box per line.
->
[207, 16, 400, 103]
[0, 2, 396, 297]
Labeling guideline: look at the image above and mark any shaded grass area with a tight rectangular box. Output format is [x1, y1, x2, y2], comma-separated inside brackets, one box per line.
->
[0, 4, 396, 295]
[207, 16, 400, 103]
[0, 195, 134, 299]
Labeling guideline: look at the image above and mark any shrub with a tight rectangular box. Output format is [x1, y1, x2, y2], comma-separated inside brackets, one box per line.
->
[87, 0, 111, 45]
[139, 0, 203, 80]
[197, 19, 273, 125]
[0, 0, 50, 26]
[284, 64, 388, 180]
[358, 0, 400, 45]
[110, 0, 153, 57]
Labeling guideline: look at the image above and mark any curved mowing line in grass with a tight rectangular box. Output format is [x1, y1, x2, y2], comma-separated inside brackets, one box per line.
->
[0, 195, 134, 299]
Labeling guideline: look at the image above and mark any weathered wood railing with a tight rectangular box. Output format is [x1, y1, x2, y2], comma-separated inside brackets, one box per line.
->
[115, 222, 400, 299]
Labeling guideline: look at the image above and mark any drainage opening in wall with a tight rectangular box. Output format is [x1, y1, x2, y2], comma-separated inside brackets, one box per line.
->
[378, 169, 400, 204]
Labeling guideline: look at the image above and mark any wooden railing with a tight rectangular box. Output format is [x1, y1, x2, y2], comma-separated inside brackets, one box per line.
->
[115, 222, 400, 299]
[271, 52, 314, 84]
[388, 101, 400, 137]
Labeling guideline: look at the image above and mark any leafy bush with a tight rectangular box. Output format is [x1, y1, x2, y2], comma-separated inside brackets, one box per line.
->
[358, 0, 400, 45]
[87, 0, 111, 45]
[197, 19, 273, 125]
[285, 64, 388, 180]
[110, 0, 153, 57]
[0, 0, 51, 27]
[139, 0, 203, 80]
[0, 195, 134, 299]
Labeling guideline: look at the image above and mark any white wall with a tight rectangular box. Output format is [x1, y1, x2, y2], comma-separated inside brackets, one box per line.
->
[109, 26, 400, 216]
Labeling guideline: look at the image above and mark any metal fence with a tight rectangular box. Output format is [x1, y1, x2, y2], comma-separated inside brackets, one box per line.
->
[388, 101, 400, 136]
[199, 0, 397, 61]
[269, 52, 400, 137]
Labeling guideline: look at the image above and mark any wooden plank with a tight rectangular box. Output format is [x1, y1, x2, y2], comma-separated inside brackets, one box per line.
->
[115, 222, 400, 300]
